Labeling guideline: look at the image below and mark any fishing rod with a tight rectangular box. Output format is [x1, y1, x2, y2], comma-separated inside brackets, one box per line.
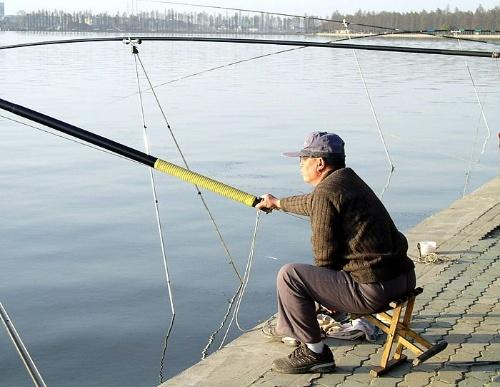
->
[0, 36, 498, 58]
[0, 98, 260, 208]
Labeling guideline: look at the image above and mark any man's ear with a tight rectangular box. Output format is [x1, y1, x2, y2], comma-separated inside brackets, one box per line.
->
[317, 158, 326, 172]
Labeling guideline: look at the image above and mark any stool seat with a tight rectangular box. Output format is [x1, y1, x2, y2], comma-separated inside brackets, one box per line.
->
[351, 286, 447, 377]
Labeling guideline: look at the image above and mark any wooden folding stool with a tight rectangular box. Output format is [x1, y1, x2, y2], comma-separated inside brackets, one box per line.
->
[352, 287, 448, 377]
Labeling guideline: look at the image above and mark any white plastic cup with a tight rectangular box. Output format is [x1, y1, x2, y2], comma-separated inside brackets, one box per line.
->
[417, 241, 437, 257]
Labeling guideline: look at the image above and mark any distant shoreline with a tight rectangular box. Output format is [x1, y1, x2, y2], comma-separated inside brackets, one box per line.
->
[1, 30, 499, 40]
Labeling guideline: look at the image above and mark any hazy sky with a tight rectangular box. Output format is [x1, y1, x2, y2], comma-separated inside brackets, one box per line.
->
[3, 0, 498, 15]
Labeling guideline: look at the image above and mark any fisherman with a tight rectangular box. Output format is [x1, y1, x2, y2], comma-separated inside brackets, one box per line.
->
[256, 131, 416, 374]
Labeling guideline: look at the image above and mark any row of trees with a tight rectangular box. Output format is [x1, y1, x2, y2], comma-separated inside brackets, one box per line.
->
[0, 10, 316, 33]
[0, 6, 498, 33]
[327, 6, 499, 32]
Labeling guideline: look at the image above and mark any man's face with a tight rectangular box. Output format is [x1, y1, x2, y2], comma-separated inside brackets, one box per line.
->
[299, 156, 322, 185]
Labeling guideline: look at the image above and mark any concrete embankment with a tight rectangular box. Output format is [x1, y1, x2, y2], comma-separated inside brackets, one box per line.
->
[160, 177, 500, 387]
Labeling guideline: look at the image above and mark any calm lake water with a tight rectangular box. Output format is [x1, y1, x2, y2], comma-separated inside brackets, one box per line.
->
[0, 32, 499, 386]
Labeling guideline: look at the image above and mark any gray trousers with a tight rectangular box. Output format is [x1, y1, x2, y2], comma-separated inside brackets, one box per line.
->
[276, 263, 416, 343]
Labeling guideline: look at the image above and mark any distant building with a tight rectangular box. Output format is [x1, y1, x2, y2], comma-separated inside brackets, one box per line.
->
[0, 3, 4, 19]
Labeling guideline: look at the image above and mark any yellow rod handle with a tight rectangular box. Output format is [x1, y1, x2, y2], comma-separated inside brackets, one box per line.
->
[154, 158, 259, 207]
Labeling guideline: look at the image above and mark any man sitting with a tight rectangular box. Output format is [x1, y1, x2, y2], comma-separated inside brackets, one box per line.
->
[256, 131, 416, 374]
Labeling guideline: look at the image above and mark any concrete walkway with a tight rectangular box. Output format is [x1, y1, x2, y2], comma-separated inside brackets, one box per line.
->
[161, 177, 500, 387]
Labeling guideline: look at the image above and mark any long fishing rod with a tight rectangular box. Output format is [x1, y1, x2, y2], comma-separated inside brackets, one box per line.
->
[113, 30, 495, 102]
[0, 36, 498, 58]
[0, 98, 260, 208]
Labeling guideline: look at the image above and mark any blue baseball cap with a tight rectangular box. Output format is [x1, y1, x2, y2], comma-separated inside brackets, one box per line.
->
[283, 131, 345, 160]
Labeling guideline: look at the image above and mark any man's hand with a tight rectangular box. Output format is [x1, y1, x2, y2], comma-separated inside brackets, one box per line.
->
[256, 194, 281, 213]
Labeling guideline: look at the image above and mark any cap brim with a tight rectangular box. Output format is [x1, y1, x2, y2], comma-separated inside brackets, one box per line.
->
[282, 151, 301, 157]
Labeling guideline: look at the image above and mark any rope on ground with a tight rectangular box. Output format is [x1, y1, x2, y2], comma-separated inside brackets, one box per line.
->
[416, 252, 456, 265]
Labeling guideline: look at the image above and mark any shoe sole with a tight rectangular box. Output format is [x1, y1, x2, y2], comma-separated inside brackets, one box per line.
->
[272, 362, 336, 374]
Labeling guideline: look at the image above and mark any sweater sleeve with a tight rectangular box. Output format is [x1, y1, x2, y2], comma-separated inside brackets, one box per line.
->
[280, 193, 313, 216]
[310, 192, 340, 268]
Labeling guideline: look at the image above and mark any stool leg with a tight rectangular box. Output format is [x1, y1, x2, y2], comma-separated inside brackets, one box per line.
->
[394, 297, 416, 360]
[380, 305, 403, 368]
[370, 305, 406, 377]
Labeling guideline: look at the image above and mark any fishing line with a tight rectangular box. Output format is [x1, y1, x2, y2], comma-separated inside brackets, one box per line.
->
[343, 19, 395, 186]
[132, 43, 269, 363]
[458, 39, 492, 158]
[379, 168, 394, 200]
[117, 32, 394, 102]
[431, 33, 500, 46]
[233, 211, 261, 332]
[201, 210, 262, 357]
[131, 42, 244, 283]
[463, 111, 483, 196]
[118, 46, 306, 101]
[132, 46, 176, 383]
[201, 282, 242, 359]
[133, 52, 175, 315]
[218, 210, 261, 347]
[130, 42, 273, 369]
[0, 113, 141, 165]
[383, 130, 490, 166]
[496, 56, 500, 80]
[121, 32, 403, 207]
[158, 316, 175, 382]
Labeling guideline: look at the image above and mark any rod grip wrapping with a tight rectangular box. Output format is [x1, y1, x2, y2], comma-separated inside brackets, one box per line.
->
[154, 159, 258, 207]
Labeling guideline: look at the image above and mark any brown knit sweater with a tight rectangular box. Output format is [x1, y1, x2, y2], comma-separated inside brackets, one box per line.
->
[280, 167, 414, 284]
